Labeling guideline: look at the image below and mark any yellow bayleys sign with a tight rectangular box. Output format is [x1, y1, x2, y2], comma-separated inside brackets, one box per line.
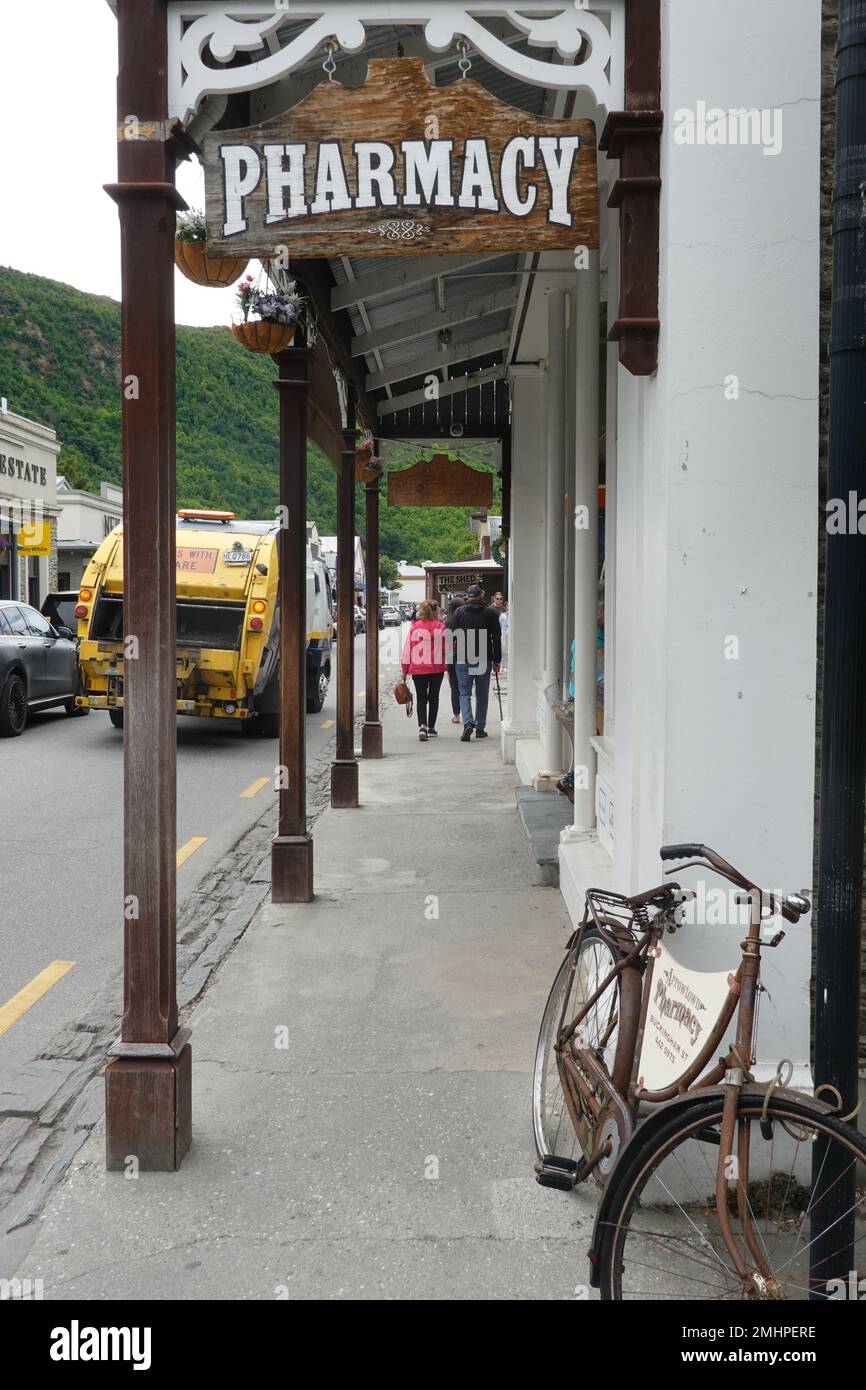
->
[204, 59, 598, 259]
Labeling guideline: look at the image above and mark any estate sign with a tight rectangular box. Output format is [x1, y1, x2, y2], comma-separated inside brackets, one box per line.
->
[387, 454, 494, 508]
[204, 59, 598, 258]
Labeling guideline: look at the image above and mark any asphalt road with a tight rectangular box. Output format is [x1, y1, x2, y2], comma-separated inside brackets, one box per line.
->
[0, 627, 402, 1084]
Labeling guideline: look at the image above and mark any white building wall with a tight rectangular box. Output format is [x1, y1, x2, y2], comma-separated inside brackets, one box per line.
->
[594, 0, 821, 1078]
[0, 411, 61, 606]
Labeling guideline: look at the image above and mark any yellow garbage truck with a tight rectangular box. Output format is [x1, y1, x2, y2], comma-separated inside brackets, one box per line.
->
[75, 510, 334, 734]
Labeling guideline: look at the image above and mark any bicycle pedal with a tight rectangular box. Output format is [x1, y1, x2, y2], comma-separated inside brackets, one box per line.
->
[535, 1155, 580, 1191]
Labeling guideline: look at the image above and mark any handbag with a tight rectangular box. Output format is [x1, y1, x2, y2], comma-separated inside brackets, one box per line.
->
[394, 676, 413, 716]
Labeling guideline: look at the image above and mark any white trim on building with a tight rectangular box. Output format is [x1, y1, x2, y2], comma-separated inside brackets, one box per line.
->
[55, 478, 123, 591]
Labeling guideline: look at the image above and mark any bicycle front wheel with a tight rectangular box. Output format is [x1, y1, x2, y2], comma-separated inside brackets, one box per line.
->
[532, 926, 622, 1168]
[598, 1093, 866, 1300]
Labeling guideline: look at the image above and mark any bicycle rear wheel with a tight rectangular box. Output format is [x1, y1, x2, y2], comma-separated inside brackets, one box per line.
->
[598, 1093, 866, 1300]
[532, 926, 622, 1169]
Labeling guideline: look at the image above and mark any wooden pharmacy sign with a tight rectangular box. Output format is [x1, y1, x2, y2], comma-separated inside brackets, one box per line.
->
[204, 59, 598, 258]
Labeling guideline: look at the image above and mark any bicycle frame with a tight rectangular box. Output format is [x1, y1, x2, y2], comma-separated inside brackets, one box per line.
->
[555, 883, 788, 1291]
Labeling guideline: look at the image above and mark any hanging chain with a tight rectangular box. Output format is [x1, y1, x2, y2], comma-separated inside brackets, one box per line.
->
[323, 40, 338, 82]
[457, 40, 472, 78]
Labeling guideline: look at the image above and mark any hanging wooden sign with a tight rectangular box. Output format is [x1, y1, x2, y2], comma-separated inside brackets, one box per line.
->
[204, 58, 598, 258]
[387, 454, 493, 508]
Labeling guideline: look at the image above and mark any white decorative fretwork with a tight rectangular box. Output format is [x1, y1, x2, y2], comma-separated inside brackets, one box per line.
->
[167, 2, 624, 124]
[372, 219, 431, 242]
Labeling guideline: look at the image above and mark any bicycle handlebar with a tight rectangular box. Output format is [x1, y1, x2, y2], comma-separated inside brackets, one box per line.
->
[658, 844, 811, 923]
[659, 844, 704, 862]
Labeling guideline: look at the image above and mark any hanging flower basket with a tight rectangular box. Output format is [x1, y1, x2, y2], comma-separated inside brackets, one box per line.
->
[174, 208, 248, 286]
[175, 239, 249, 287]
[231, 320, 296, 354]
[231, 279, 305, 354]
[355, 441, 382, 483]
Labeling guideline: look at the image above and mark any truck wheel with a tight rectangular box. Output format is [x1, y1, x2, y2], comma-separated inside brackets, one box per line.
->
[258, 712, 279, 738]
[0, 673, 28, 737]
[108, 709, 124, 730]
[306, 662, 329, 713]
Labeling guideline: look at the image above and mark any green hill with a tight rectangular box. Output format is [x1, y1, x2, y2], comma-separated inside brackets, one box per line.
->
[0, 265, 491, 566]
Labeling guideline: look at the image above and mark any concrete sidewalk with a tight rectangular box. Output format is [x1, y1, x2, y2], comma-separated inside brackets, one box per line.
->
[9, 696, 598, 1300]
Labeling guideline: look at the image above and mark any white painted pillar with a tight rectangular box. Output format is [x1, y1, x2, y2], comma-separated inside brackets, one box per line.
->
[501, 365, 546, 763]
[541, 290, 568, 771]
[607, 0, 821, 1082]
[571, 254, 600, 830]
[603, 215, 619, 747]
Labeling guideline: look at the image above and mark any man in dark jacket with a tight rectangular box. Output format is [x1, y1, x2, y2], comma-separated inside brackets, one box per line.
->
[446, 584, 502, 741]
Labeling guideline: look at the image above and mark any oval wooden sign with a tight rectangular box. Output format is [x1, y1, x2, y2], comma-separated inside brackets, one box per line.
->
[387, 454, 494, 508]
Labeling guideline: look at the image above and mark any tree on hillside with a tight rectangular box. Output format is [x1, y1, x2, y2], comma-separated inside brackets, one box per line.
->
[379, 554, 401, 590]
[58, 445, 95, 492]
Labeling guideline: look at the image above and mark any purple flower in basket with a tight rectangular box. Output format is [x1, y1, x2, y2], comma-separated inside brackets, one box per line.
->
[250, 289, 303, 326]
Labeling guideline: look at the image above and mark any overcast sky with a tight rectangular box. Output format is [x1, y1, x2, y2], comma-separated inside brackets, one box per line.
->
[0, 0, 236, 328]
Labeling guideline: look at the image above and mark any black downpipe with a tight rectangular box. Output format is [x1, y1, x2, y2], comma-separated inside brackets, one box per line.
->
[810, 0, 866, 1296]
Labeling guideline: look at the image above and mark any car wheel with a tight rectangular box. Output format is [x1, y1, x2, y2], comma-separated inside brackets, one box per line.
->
[0, 672, 28, 737]
[108, 709, 124, 730]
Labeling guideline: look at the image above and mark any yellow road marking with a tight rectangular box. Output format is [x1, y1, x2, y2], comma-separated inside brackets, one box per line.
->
[321, 718, 334, 728]
[240, 776, 270, 799]
[176, 836, 207, 868]
[0, 961, 76, 1038]
[356, 690, 365, 697]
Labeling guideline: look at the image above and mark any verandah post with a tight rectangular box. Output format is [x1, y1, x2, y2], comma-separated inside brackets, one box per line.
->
[271, 344, 314, 902]
[331, 382, 360, 805]
[104, 0, 191, 1170]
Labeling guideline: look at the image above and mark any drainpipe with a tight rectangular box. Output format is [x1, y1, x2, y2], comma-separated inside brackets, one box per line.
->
[542, 290, 568, 771]
[811, 0, 866, 1293]
[572, 255, 600, 831]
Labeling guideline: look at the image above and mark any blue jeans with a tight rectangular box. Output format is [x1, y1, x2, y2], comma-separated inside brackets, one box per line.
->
[455, 664, 491, 732]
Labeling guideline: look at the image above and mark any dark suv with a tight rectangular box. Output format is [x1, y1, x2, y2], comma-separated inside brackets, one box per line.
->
[0, 599, 84, 736]
[41, 591, 80, 639]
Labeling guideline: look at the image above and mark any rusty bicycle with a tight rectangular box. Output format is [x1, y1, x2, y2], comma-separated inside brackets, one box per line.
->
[532, 843, 866, 1300]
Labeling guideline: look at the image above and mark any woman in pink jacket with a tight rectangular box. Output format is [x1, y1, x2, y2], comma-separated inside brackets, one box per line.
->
[401, 599, 447, 741]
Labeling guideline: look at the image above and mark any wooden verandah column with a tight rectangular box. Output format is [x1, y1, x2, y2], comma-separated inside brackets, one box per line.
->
[361, 449, 383, 758]
[271, 344, 314, 901]
[104, 0, 191, 1170]
[331, 383, 360, 806]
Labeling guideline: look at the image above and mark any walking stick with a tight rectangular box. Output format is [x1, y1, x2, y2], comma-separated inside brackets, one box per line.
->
[494, 668, 503, 720]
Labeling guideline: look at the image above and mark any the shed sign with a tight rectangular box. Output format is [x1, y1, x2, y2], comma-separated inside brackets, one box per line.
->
[204, 59, 598, 258]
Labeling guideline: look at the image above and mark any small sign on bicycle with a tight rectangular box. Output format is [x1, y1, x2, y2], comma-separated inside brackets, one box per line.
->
[637, 943, 731, 1092]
